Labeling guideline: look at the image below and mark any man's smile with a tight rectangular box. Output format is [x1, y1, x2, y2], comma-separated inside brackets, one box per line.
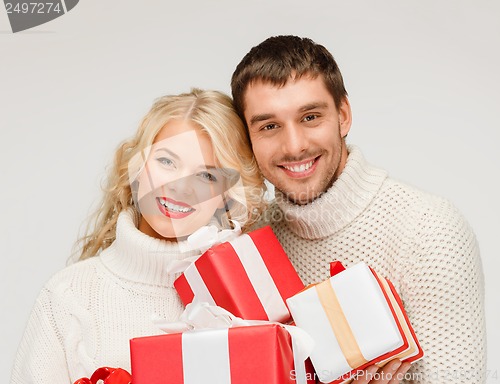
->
[278, 156, 320, 178]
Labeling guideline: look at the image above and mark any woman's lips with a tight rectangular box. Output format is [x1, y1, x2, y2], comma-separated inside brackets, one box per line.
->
[156, 197, 195, 219]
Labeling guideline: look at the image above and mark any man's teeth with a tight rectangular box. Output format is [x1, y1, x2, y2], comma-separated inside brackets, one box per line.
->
[283, 160, 314, 173]
[159, 199, 193, 213]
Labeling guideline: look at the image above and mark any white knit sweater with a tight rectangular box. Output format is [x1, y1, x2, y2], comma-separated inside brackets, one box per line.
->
[260, 146, 486, 384]
[10, 210, 194, 384]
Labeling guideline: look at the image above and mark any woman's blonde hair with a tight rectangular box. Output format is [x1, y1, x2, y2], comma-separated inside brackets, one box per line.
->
[76, 89, 266, 261]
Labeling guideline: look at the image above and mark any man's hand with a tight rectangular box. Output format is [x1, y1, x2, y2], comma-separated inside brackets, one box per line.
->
[351, 360, 412, 384]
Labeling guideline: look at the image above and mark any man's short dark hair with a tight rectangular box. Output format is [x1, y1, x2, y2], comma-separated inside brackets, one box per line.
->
[231, 35, 348, 125]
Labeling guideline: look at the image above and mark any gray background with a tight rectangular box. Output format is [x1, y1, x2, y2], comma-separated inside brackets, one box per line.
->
[1, 0, 499, 382]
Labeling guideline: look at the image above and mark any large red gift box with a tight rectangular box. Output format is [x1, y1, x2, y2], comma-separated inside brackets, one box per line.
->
[130, 324, 315, 384]
[174, 226, 304, 323]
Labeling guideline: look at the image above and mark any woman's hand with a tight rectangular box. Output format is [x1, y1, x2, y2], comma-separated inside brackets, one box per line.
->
[351, 360, 412, 384]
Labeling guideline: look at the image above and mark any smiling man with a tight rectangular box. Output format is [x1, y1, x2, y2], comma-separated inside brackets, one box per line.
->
[243, 74, 350, 205]
[231, 35, 486, 384]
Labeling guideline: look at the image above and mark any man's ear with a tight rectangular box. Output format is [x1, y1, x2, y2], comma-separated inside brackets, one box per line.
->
[338, 97, 352, 138]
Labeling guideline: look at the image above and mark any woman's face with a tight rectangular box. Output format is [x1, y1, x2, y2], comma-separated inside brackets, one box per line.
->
[135, 119, 227, 241]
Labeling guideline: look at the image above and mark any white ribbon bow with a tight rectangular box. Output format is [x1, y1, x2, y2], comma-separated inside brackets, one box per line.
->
[153, 302, 314, 384]
[166, 221, 242, 274]
[188, 221, 242, 253]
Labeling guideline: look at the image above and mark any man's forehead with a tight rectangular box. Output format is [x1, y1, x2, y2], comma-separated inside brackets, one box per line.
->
[245, 71, 320, 92]
[243, 73, 331, 114]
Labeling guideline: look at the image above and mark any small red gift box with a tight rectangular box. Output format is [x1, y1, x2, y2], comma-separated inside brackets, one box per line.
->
[329, 261, 424, 367]
[174, 226, 304, 323]
[130, 324, 315, 384]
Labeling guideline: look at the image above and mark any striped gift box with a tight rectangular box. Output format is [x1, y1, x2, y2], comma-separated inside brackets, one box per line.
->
[286, 262, 423, 383]
[174, 226, 304, 323]
[130, 324, 316, 384]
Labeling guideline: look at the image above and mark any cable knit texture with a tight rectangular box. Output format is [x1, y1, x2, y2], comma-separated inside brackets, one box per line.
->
[11, 210, 194, 384]
[260, 146, 486, 384]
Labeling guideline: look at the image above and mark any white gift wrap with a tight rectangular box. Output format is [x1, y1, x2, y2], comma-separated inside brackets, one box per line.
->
[182, 328, 231, 383]
[287, 262, 404, 383]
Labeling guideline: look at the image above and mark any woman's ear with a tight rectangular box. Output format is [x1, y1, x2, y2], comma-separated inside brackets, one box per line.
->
[130, 179, 140, 209]
[217, 194, 229, 210]
[338, 97, 352, 138]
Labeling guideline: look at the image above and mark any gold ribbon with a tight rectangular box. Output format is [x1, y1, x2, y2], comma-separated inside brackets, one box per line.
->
[315, 280, 368, 368]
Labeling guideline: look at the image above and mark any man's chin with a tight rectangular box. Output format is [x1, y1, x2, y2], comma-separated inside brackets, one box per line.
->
[275, 187, 323, 206]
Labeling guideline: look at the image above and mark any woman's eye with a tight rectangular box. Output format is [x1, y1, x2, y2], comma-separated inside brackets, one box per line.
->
[156, 157, 174, 167]
[198, 171, 218, 183]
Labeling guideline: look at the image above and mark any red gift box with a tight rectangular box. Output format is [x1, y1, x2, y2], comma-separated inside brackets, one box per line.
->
[130, 324, 315, 384]
[287, 262, 423, 384]
[174, 226, 304, 323]
[330, 261, 423, 367]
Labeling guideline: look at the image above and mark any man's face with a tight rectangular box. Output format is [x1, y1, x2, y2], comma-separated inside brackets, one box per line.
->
[243, 75, 352, 204]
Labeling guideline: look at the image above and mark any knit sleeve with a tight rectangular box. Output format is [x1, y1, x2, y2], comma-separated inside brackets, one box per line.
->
[10, 287, 71, 384]
[401, 198, 486, 384]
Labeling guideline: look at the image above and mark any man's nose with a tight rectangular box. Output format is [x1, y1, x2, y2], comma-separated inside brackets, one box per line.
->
[281, 123, 308, 156]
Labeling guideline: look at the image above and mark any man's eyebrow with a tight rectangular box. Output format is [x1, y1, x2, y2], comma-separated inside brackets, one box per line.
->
[299, 102, 328, 112]
[249, 102, 329, 126]
[249, 113, 275, 127]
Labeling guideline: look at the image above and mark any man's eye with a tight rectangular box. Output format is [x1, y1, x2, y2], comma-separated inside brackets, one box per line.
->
[262, 123, 278, 131]
[156, 157, 174, 167]
[198, 171, 218, 183]
[303, 114, 317, 122]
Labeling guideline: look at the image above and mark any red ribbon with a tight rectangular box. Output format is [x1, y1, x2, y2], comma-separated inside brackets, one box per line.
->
[73, 367, 132, 384]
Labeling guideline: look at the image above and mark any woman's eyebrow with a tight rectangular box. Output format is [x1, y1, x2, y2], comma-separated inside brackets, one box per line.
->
[154, 147, 180, 161]
[156, 147, 218, 170]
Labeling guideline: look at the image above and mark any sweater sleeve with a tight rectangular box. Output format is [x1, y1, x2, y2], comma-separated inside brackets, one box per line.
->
[10, 287, 72, 384]
[402, 199, 486, 384]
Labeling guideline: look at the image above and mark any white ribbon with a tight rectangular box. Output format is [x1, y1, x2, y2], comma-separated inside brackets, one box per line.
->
[154, 302, 314, 384]
[166, 221, 242, 274]
[187, 221, 242, 253]
[230, 233, 290, 322]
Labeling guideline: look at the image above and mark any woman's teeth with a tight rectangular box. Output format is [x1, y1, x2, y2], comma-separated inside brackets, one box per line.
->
[159, 199, 193, 213]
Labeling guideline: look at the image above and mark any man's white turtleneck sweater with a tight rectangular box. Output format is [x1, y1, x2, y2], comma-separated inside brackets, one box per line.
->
[261, 146, 486, 384]
[11, 210, 195, 383]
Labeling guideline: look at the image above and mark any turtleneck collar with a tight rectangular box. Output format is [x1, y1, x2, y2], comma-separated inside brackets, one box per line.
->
[275, 145, 388, 240]
[99, 209, 201, 287]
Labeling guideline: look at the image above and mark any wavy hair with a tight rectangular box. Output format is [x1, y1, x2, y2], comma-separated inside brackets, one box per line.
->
[75, 89, 266, 261]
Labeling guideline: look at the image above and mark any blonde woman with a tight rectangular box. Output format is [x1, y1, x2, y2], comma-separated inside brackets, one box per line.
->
[11, 89, 266, 384]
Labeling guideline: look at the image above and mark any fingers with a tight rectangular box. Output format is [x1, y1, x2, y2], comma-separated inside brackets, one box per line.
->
[375, 359, 403, 383]
[388, 362, 412, 384]
[351, 359, 411, 384]
[351, 365, 379, 384]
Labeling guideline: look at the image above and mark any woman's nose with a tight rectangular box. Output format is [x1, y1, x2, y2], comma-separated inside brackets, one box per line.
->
[165, 174, 195, 195]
